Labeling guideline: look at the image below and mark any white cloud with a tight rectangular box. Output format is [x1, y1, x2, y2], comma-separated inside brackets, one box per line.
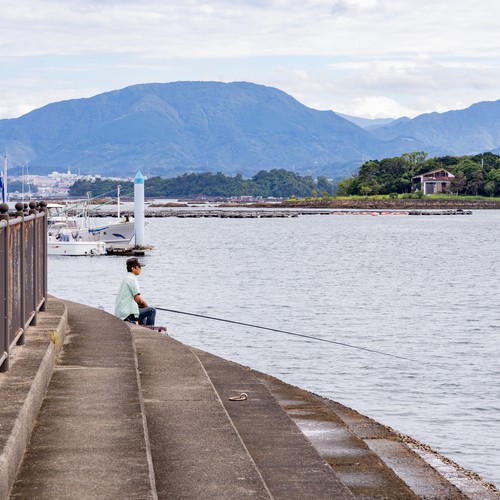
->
[331, 0, 383, 16]
[0, 0, 500, 119]
[333, 95, 421, 119]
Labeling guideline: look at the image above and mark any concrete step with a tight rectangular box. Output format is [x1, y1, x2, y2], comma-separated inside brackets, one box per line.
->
[253, 368, 471, 499]
[9, 302, 155, 499]
[6, 301, 497, 499]
[193, 348, 497, 500]
[132, 327, 273, 499]
[134, 328, 356, 499]
[193, 348, 417, 499]
[189, 346, 356, 499]
[0, 298, 68, 500]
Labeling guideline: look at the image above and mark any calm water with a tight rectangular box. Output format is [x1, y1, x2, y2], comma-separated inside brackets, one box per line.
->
[49, 210, 500, 487]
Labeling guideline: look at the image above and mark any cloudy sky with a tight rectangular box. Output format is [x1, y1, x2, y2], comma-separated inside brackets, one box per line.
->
[1, 0, 499, 120]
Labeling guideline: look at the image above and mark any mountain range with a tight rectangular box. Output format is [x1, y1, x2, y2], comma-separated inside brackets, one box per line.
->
[1, 81, 499, 179]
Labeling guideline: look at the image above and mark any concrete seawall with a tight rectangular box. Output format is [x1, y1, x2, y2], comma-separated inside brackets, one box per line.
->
[0, 298, 68, 500]
[1, 297, 498, 499]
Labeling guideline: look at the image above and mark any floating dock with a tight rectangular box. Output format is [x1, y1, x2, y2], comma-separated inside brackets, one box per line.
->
[106, 244, 155, 256]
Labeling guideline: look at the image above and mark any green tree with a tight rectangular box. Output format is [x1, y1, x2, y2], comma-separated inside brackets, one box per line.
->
[337, 151, 500, 197]
[317, 176, 334, 196]
[456, 159, 484, 195]
[401, 152, 428, 176]
[359, 184, 372, 196]
[484, 181, 496, 197]
[336, 177, 359, 196]
[450, 171, 467, 194]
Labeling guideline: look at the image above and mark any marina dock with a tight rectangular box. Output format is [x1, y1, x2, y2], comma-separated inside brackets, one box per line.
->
[1, 298, 497, 499]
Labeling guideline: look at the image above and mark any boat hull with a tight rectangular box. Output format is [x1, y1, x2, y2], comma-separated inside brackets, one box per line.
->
[48, 240, 107, 256]
[77, 221, 135, 244]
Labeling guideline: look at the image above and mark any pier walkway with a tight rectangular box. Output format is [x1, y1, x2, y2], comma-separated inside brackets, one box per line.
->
[1, 298, 498, 499]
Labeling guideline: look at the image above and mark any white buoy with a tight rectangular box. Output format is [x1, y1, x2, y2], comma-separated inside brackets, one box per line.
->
[134, 171, 145, 246]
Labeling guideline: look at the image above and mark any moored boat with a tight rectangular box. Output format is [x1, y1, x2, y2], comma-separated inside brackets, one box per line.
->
[47, 202, 135, 248]
[47, 234, 107, 256]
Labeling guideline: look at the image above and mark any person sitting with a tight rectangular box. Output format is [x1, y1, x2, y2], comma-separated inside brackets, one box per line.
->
[115, 257, 156, 326]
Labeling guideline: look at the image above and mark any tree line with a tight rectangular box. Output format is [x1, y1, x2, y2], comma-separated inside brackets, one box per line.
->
[68, 169, 334, 199]
[336, 152, 500, 197]
[68, 152, 500, 200]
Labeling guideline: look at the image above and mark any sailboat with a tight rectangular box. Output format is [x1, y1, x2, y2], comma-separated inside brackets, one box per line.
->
[47, 189, 135, 256]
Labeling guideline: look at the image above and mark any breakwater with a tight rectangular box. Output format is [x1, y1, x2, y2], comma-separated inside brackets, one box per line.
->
[87, 208, 472, 218]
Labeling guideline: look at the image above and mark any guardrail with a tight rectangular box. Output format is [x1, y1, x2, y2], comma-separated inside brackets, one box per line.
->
[0, 201, 47, 372]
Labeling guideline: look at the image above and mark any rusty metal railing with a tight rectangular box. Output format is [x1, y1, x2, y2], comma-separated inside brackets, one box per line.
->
[0, 201, 47, 372]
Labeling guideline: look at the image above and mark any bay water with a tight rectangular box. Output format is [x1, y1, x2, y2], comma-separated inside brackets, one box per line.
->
[48, 209, 500, 487]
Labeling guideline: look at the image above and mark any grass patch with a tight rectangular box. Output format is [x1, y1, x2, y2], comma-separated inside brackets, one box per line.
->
[48, 330, 62, 350]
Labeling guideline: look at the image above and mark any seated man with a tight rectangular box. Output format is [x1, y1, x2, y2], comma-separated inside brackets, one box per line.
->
[115, 257, 156, 326]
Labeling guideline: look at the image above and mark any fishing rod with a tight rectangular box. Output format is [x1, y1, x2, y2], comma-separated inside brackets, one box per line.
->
[155, 306, 424, 364]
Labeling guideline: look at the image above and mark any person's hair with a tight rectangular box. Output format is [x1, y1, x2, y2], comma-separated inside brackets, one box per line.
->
[126, 258, 140, 272]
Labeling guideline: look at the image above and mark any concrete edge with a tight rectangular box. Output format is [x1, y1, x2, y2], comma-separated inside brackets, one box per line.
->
[128, 323, 159, 500]
[251, 368, 500, 498]
[187, 344, 274, 499]
[0, 299, 68, 500]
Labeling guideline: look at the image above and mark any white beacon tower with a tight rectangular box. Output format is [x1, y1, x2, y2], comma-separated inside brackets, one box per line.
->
[134, 171, 145, 246]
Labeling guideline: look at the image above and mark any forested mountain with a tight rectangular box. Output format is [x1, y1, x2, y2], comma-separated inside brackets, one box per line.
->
[0, 82, 381, 179]
[1, 81, 500, 180]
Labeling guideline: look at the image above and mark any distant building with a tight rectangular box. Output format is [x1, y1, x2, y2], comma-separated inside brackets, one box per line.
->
[11, 169, 106, 198]
[412, 169, 455, 195]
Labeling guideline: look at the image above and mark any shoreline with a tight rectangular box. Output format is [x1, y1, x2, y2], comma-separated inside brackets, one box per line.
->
[273, 198, 500, 210]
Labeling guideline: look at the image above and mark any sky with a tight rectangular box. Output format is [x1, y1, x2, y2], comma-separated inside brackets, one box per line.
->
[1, 0, 500, 121]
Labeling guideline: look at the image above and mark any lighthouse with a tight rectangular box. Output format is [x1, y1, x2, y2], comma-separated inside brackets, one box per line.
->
[134, 171, 145, 246]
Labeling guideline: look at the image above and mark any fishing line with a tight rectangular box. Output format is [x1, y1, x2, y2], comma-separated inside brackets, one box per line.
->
[156, 306, 425, 364]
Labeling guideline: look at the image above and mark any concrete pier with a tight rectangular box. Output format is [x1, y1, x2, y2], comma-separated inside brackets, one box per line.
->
[1, 298, 498, 499]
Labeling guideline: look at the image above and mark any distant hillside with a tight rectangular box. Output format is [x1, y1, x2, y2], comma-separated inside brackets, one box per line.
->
[336, 113, 398, 129]
[0, 82, 382, 178]
[372, 100, 500, 154]
[1, 82, 499, 178]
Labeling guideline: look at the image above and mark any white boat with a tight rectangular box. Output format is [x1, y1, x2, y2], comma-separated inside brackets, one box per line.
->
[47, 203, 135, 246]
[69, 218, 135, 244]
[48, 234, 107, 256]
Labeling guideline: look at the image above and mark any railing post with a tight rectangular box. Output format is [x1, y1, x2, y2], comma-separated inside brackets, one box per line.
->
[39, 201, 48, 312]
[15, 202, 26, 346]
[0, 203, 10, 372]
[29, 202, 38, 326]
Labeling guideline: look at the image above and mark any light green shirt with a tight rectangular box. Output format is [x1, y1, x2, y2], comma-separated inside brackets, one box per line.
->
[115, 272, 141, 320]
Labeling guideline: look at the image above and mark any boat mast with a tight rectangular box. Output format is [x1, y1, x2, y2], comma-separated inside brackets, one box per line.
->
[117, 184, 121, 219]
[85, 191, 91, 227]
[2, 155, 7, 203]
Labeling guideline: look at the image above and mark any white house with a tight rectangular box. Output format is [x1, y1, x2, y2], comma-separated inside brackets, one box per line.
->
[412, 169, 455, 195]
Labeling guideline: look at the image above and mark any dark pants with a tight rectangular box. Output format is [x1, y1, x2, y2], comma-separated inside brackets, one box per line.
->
[125, 307, 156, 326]
[138, 306, 156, 326]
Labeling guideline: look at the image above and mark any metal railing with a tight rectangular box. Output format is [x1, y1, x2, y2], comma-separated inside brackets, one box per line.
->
[0, 201, 47, 372]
